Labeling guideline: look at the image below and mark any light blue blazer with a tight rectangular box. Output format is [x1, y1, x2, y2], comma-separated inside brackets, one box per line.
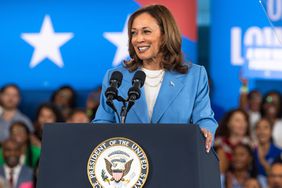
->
[93, 64, 218, 136]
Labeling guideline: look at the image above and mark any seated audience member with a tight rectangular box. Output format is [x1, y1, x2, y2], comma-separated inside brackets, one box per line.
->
[12, 122, 40, 169]
[240, 89, 262, 128]
[225, 143, 257, 188]
[50, 85, 76, 120]
[67, 109, 89, 123]
[268, 161, 282, 188]
[244, 178, 262, 188]
[0, 84, 33, 143]
[0, 139, 33, 188]
[0, 122, 41, 169]
[215, 108, 252, 161]
[260, 91, 282, 148]
[254, 118, 282, 187]
[86, 86, 101, 120]
[33, 103, 64, 146]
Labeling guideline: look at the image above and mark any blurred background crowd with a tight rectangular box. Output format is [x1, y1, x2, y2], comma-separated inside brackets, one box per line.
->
[0, 81, 282, 188]
[0, 84, 101, 188]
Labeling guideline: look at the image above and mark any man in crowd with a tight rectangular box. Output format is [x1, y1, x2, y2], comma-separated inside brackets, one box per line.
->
[0, 84, 33, 143]
[268, 160, 282, 188]
[0, 138, 33, 188]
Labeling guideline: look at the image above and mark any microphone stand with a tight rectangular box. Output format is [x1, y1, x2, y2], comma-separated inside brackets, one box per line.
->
[117, 96, 127, 124]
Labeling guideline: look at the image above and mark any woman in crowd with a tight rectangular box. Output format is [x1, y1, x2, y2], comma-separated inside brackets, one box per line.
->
[50, 85, 77, 120]
[33, 103, 64, 146]
[253, 118, 282, 187]
[244, 178, 262, 188]
[67, 109, 89, 123]
[215, 108, 252, 160]
[225, 143, 257, 188]
[260, 91, 282, 148]
[240, 89, 262, 129]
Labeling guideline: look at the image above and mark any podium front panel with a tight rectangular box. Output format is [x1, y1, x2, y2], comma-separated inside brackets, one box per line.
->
[37, 124, 220, 188]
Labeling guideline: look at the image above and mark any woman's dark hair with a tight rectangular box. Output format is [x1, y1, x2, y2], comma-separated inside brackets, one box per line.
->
[35, 103, 64, 123]
[124, 4, 188, 74]
[216, 108, 250, 138]
[50, 85, 76, 108]
[9, 121, 34, 168]
[260, 90, 282, 118]
[34, 103, 64, 140]
[255, 118, 274, 143]
[255, 118, 273, 130]
[230, 143, 258, 178]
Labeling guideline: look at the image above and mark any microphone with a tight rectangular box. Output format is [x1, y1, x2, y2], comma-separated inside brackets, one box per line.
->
[105, 71, 123, 120]
[105, 71, 123, 102]
[126, 70, 146, 113]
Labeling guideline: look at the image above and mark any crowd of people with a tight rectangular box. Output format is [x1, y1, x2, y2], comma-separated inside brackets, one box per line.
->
[0, 84, 101, 188]
[215, 89, 282, 188]
[0, 85, 282, 188]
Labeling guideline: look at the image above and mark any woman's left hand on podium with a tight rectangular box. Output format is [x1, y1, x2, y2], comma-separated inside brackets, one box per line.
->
[201, 128, 212, 153]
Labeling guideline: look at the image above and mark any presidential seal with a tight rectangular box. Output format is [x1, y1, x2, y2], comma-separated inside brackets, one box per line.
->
[87, 137, 149, 188]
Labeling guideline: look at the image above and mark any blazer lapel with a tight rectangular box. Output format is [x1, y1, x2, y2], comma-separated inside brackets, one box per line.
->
[119, 69, 149, 123]
[151, 71, 185, 123]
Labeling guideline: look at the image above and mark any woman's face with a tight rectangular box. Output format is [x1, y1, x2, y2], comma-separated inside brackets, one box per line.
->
[249, 92, 262, 112]
[256, 119, 272, 144]
[38, 107, 56, 126]
[263, 103, 278, 119]
[228, 111, 248, 137]
[131, 13, 162, 64]
[54, 88, 73, 107]
[232, 146, 251, 171]
[10, 124, 28, 146]
[244, 178, 261, 188]
[68, 112, 89, 123]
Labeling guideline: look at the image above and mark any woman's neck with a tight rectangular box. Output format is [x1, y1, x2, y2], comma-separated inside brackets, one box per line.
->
[143, 56, 162, 70]
[259, 141, 270, 151]
[229, 134, 244, 145]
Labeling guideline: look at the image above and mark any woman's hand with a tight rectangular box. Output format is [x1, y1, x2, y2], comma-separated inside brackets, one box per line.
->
[201, 128, 213, 153]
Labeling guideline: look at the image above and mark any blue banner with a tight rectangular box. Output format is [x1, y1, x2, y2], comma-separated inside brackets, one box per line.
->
[211, 0, 282, 110]
[0, 0, 197, 90]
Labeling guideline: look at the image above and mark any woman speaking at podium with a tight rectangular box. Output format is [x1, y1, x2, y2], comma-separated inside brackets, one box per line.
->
[93, 4, 218, 153]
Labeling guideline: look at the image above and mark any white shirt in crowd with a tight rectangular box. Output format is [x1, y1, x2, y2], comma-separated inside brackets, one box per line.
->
[3, 164, 22, 188]
[272, 119, 282, 148]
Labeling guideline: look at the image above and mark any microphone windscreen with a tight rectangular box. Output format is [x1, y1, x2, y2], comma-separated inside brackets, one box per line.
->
[110, 71, 123, 87]
[132, 70, 146, 87]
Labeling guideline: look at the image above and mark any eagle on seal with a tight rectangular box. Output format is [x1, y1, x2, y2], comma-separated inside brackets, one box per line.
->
[104, 158, 133, 182]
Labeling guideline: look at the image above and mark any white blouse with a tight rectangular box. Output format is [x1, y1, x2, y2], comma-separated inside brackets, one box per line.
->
[142, 68, 165, 121]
